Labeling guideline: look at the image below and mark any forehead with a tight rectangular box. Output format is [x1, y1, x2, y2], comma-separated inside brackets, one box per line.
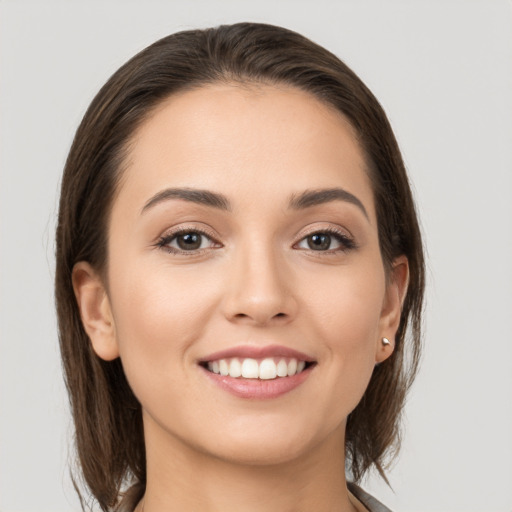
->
[118, 83, 375, 218]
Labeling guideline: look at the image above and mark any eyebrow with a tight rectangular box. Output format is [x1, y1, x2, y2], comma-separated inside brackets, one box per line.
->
[141, 187, 231, 214]
[288, 188, 369, 219]
[141, 186, 368, 219]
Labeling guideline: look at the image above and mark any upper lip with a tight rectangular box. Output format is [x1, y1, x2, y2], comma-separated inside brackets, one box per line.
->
[198, 344, 315, 363]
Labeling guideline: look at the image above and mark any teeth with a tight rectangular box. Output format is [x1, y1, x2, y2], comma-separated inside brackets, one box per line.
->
[219, 359, 229, 376]
[229, 358, 242, 377]
[205, 357, 310, 379]
[259, 358, 277, 380]
[276, 359, 288, 377]
[241, 358, 259, 378]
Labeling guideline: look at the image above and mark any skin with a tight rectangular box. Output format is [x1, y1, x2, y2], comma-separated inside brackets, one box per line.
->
[73, 83, 408, 512]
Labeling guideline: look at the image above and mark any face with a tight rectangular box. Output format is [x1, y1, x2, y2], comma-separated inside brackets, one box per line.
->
[76, 84, 405, 467]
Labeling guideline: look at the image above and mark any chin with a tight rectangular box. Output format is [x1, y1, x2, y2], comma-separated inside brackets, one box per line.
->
[204, 436, 315, 467]
[192, 417, 335, 467]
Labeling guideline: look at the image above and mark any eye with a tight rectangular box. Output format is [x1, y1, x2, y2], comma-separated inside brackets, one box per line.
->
[156, 229, 220, 254]
[295, 230, 355, 252]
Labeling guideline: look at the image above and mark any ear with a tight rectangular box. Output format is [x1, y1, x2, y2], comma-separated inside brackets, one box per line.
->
[375, 255, 409, 364]
[72, 261, 119, 361]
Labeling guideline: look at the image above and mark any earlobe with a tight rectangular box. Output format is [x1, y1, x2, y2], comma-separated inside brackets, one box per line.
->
[72, 261, 119, 361]
[376, 256, 409, 364]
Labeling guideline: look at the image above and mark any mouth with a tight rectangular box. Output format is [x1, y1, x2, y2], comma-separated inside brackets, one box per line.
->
[197, 345, 316, 399]
[200, 357, 316, 380]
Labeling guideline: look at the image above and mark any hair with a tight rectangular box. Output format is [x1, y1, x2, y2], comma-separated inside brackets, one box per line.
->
[55, 22, 425, 512]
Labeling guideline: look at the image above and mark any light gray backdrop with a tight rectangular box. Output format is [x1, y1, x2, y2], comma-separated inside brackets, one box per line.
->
[1, 1, 511, 511]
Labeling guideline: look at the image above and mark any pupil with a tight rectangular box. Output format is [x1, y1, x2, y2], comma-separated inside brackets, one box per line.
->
[177, 232, 201, 250]
[308, 233, 331, 250]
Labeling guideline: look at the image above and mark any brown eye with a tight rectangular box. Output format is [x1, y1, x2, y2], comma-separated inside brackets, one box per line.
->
[295, 229, 356, 253]
[176, 232, 203, 250]
[307, 233, 332, 251]
[158, 229, 219, 253]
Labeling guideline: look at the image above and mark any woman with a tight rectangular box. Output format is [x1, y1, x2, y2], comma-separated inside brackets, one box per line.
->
[56, 22, 424, 512]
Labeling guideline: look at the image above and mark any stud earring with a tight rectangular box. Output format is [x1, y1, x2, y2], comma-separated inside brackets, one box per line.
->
[382, 337, 391, 346]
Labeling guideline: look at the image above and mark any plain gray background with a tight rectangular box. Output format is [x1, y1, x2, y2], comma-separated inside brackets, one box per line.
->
[1, 1, 511, 511]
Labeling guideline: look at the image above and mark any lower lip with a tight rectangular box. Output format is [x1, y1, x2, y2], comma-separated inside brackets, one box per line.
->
[200, 365, 314, 399]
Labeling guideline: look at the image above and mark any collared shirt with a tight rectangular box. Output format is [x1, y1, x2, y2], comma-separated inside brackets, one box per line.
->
[348, 482, 393, 512]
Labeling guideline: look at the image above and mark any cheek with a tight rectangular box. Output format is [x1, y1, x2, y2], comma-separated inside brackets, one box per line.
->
[302, 261, 385, 401]
[304, 257, 385, 344]
[107, 258, 222, 390]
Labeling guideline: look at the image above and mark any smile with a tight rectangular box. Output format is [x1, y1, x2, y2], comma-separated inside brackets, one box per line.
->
[198, 345, 316, 399]
[204, 357, 311, 380]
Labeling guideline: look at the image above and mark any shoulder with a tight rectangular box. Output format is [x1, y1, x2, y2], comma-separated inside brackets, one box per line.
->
[347, 482, 393, 512]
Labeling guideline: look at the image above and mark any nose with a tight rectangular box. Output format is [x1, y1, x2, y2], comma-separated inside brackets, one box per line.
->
[222, 241, 298, 326]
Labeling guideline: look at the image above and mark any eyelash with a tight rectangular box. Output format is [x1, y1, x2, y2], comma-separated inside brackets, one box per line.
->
[155, 227, 356, 256]
[294, 227, 357, 253]
[155, 227, 221, 256]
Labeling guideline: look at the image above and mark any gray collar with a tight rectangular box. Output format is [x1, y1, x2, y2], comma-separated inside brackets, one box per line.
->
[347, 482, 393, 512]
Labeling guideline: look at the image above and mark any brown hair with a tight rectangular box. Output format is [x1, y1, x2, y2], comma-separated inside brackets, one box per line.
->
[56, 22, 424, 512]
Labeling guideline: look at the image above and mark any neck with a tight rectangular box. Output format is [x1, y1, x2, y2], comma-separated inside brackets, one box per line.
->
[140, 415, 360, 512]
